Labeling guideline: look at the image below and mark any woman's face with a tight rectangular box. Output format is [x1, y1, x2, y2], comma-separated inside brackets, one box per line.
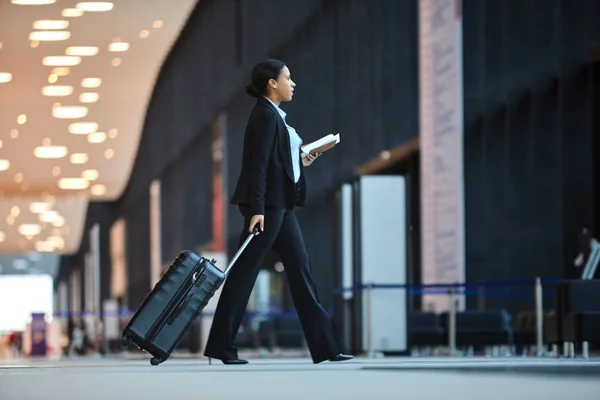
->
[270, 66, 295, 102]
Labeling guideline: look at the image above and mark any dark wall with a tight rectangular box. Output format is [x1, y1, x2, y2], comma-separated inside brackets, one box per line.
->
[225, 0, 419, 310]
[56, 0, 329, 307]
[593, 61, 600, 238]
[59, 0, 421, 314]
[117, 0, 328, 308]
[120, 0, 327, 211]
[59, 0, 600, 319]
[159, 126, 213, 264]
[462, 0, 600, 310]
[55, 202, 116, 313]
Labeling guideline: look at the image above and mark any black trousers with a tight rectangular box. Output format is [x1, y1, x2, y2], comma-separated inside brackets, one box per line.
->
[203, 206, 346, 364]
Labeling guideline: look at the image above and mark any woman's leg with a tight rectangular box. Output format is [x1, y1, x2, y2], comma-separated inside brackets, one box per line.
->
[204, 207, 285, 361]
[271, 210, 347, 364]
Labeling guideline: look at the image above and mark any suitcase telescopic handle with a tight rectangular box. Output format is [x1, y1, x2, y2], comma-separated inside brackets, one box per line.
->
[223, 226, 261, 276]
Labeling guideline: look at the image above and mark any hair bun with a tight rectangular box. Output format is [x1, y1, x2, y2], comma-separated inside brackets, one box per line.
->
[245, 83, 261, 98]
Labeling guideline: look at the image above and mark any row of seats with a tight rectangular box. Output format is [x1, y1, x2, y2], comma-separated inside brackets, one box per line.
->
[237, 311, 525, 352]
[229, 317, 305, 350]
[244, 310, 516, 352]
[412, 279, 600, 356]
[412, 309, 547, 351]
[543, 279, 600, 356]
[409, 310, 513, 350]
[157, 279, 600, 355]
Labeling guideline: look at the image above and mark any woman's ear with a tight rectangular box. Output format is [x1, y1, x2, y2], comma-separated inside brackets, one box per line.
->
[268, 78, 277, 90]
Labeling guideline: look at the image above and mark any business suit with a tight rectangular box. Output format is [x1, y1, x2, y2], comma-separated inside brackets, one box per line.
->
[204, 97, 347, 364]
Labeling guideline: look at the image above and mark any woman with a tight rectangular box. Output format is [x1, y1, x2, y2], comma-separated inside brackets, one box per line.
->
[204, 59, 353, 365]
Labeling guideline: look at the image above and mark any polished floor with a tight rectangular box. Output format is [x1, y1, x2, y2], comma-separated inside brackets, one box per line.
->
[1, 355, 599, 400]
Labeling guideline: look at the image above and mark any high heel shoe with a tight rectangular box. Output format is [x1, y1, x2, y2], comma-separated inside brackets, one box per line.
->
[328, 353, 354, 362]
[208, 357, 249, 365]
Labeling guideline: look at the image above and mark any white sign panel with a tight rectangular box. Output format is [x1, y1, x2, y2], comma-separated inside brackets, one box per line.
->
[359, 176, 407, 352]
[419, 0, 466, 311]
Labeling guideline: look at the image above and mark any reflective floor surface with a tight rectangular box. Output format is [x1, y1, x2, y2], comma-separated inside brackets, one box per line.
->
[1, 356, 599, 400]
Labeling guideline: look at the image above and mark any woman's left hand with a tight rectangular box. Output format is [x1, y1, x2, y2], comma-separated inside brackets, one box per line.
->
[301, 152, 321, 167]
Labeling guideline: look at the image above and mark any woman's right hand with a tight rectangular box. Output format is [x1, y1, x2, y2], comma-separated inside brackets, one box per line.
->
[249, 214, 264, 233]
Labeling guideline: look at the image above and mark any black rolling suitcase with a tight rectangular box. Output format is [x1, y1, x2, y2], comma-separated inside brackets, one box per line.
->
[121, 227, 259, 365]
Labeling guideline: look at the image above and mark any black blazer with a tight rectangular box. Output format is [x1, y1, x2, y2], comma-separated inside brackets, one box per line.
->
[230, 97, 307, 215]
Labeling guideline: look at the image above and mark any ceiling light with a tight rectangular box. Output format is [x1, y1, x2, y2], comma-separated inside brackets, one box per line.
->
[48, 74, 58, 83]
[42, 85, 73, 96]
[31, 40, 39, 48]
[15, 173, 23, 183]
[10, 129, 19, 139]
[108, 42, 129, 52]
[76, 2, 114, 12]
[79, 93, 99, 103]
[53, 215, 65, 227]
[0, 140, 3, 149]
[18, 224, 41, 236]
[58, 178, 89, 190]
[53, 106, 88, 119]
[52, 67, 70, 76]
[111, 58, 121, 67]
[62, 8, 84, 17]
[139, 30, 149, 39]
[34, 145, 68, 159]
[52, 166, 61, 176]
[12, 0, 56, 4]
[6, 215, 15, 225]
[70, 153, 88, 164]
[11, 206, 20, 217]
[81, 78, 101, 88]
[17, 114, 27, 124]
[43, 56, 81, 66]
[29, 31, 71, 41]
[35, 241, 55, 252]
[90, 184, 106, 195]
[108, 128, 118, 138]
[33, 20, 69, 30]
[82, 169, 99, 180]
[48, 236, 65, 249]
[104, 149, 114, 159]
[66, 46, 99, 56]
[69, 122, 98, 134]
[40, 210, 59, 223]
[30, 202, 50, 213]
[152, 20, 164, 28]
[0, 73, 12, 83]
[0, 231, 4, 242]
[88, 132, 106, 143]
[0, 160, 9, 171]
[43, 138, 51, 146]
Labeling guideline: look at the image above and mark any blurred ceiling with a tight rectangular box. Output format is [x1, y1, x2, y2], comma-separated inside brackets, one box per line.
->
[0, 0, 197, 266]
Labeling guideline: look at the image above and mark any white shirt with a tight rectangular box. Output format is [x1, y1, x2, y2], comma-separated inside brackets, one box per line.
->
[264, 97, 302, 183]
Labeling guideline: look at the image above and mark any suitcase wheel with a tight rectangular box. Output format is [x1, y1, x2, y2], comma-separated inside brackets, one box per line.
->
[150, 358, 163, 366]
[120, 335, 130, 347]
